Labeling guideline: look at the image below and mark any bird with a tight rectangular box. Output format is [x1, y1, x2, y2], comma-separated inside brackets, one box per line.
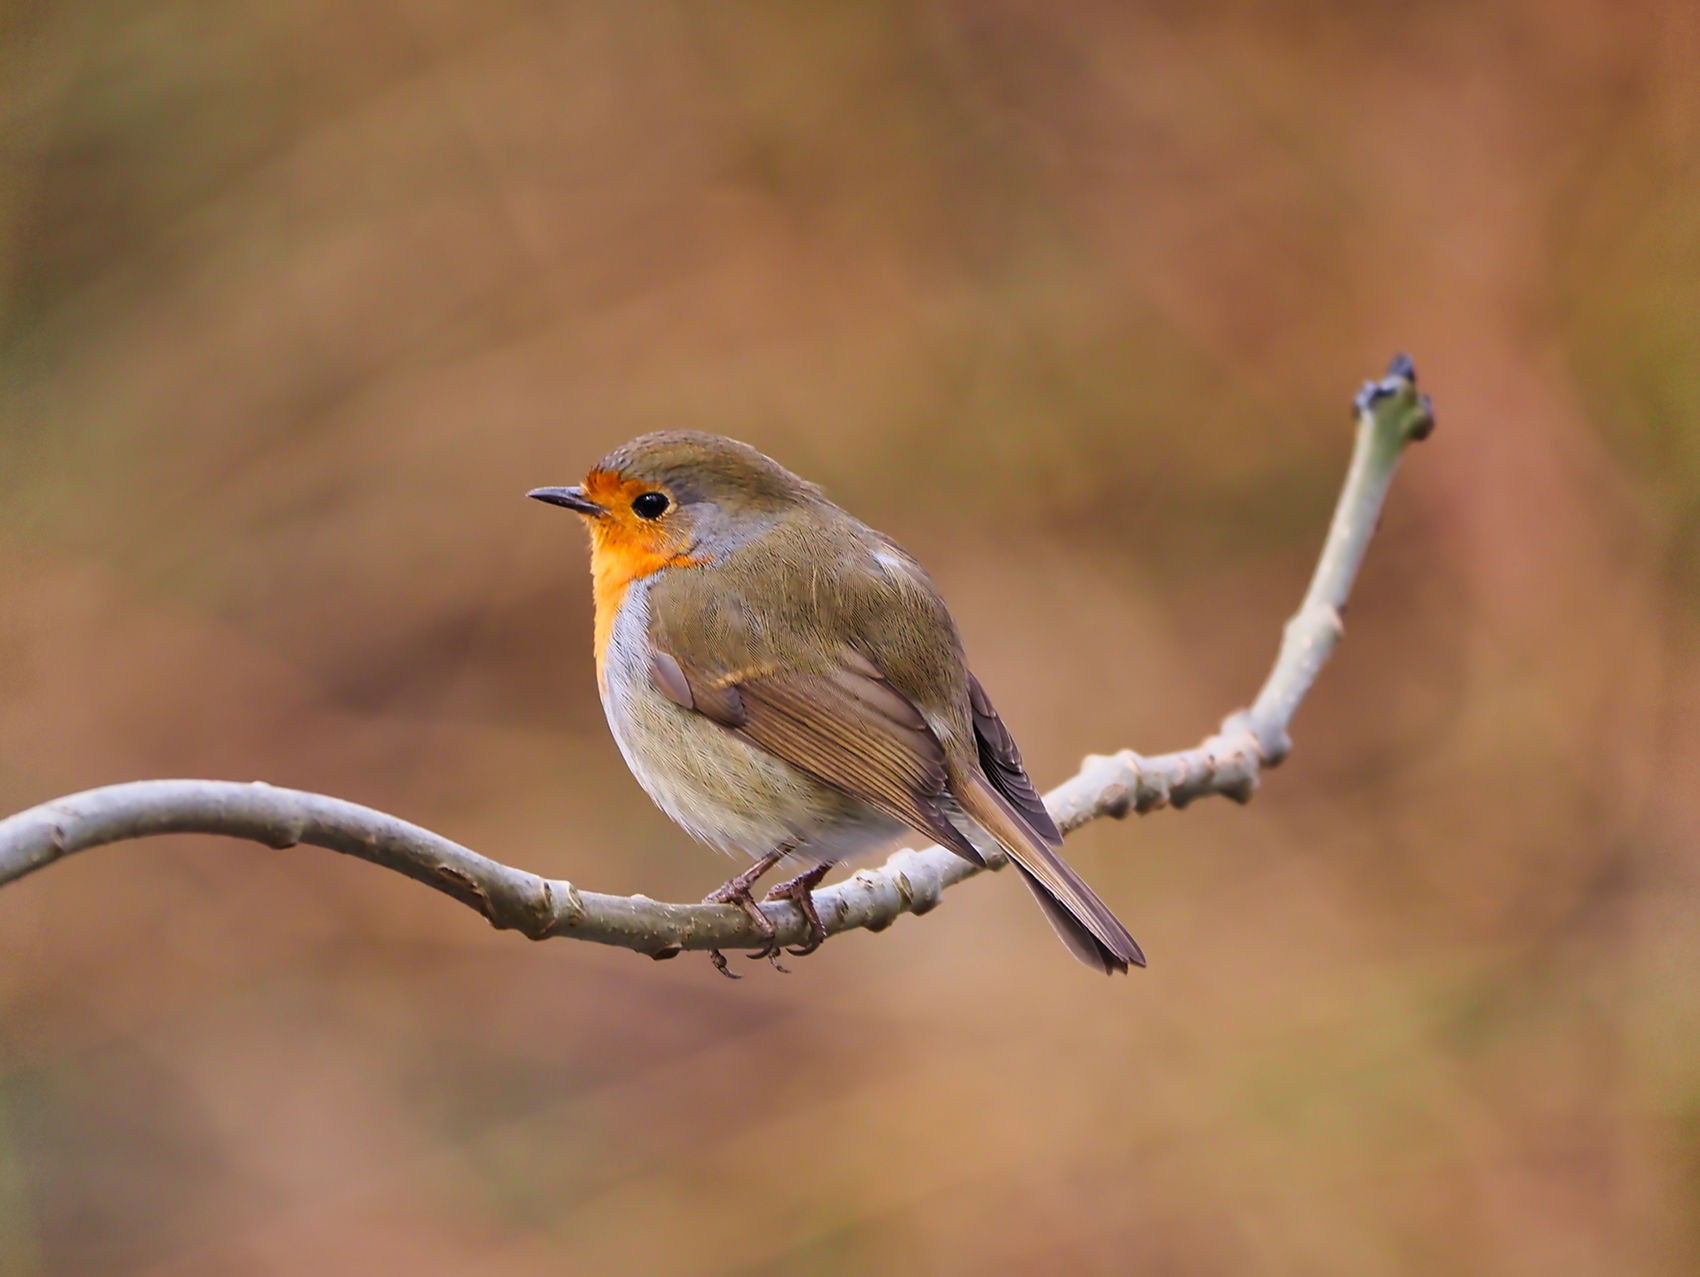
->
[529, 432, 1144, 976]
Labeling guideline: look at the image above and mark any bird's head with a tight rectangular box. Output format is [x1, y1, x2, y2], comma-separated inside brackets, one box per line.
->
[529, 431, 819, 577]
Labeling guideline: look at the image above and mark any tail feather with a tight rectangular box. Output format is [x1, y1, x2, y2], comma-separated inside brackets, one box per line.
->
[1014, 864, 1140, 974]
[953, 769, 1146, 974]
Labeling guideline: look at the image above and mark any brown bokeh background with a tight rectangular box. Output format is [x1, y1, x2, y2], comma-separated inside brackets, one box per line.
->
[1, 1, 1698, 1273]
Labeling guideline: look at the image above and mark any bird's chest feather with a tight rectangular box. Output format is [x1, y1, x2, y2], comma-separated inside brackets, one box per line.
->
[598, 578, 767, 848]
[596, 574, 881, 859]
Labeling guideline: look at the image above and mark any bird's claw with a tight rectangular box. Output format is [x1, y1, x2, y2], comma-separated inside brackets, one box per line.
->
[703, 848, 791, 977]
[748, 947, 791, 973]
[764, 862, 831, 958]
[704, 865, 779, 934]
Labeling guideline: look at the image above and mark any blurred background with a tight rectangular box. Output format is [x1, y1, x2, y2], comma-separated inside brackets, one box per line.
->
[0, 0, 1697, 1272]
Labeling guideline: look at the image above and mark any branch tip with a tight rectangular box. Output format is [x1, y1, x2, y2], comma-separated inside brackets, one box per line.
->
[1355, 355, 1434, 444]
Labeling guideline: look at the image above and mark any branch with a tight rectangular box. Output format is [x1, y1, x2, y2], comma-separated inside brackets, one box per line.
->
[0, 358, 1434, 959]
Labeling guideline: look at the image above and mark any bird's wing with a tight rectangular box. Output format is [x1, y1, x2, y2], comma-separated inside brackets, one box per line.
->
[649, 646, 987, 867]
[965, 671, 1063, 847]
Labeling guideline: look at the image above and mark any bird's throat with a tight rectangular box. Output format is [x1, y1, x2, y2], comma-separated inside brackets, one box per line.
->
[589, 533, 700, 683]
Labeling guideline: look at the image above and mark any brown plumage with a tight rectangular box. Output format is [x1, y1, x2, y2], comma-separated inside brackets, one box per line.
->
[530, 431, 1144, 973]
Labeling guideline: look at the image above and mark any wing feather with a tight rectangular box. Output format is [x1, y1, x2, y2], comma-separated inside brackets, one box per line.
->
[966, 672, 1063, 846]
[659, 651, 986, 867]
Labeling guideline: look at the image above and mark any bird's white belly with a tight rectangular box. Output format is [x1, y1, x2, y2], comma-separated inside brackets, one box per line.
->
[599, 577, 908, 865]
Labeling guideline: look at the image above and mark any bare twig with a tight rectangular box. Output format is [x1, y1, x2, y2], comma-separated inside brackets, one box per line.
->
[0, 358, 1434, 959]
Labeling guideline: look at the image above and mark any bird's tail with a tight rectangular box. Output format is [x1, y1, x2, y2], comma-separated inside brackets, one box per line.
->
[952, 770, 1146, 974]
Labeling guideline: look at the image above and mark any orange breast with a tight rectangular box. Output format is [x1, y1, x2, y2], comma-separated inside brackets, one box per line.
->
[581, 468, 701, 687]
[590, 539, 697, 682]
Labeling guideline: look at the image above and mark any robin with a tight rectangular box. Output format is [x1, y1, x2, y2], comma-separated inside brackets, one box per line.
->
[529, 432, 1144, 976]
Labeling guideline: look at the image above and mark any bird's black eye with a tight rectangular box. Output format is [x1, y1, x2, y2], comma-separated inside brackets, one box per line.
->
[632, 491, 670, 520]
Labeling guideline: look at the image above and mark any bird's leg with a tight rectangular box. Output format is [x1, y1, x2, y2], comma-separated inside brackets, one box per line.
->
[702, 843, 794, 979]
[764, 861, 833, 957]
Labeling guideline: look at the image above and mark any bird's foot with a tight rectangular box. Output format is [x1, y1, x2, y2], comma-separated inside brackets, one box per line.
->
[703, 847, 789, 979]
[762, 861, 832, 958]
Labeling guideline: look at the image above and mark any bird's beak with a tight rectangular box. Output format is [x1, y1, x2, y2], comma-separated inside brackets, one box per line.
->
[528, 485, 605, 517]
